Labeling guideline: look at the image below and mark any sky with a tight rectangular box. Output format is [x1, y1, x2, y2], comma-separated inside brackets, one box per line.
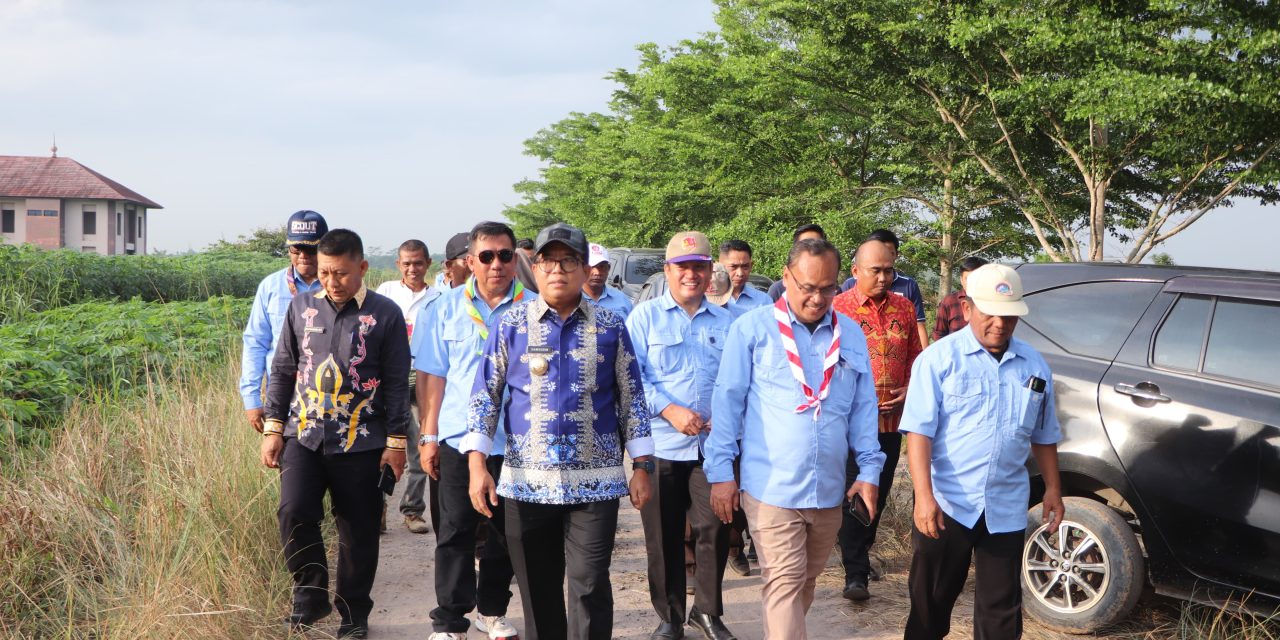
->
[1, 0, 1275, 271]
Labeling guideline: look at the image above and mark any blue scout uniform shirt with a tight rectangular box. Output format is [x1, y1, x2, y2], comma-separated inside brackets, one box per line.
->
[725, 285, 772, 319]
[411, 278, 524, 455]
[705, 303, 885, 509]
[461, 296, 654, 505]
[898, 326, 1062, 534]
[263, 286, 412, 455]
[585, 285, 635, 320]
[625, 292, 733, 461]
[240, 266, 323, 410]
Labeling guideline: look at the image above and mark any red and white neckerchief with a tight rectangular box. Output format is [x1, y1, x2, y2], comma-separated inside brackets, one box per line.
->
[773, 296, 841, 419]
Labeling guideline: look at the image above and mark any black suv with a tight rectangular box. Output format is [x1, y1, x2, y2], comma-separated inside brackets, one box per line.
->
[1011, 263, 1279, 632]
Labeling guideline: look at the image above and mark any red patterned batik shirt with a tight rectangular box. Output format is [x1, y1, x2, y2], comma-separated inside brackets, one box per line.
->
[833, 289, 924, 432]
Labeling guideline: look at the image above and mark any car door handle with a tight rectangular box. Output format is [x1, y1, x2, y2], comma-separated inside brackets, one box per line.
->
[1113, 383, 1171, 403]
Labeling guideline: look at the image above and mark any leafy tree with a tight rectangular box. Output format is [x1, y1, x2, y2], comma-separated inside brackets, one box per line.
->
[208, 225, 288, 257]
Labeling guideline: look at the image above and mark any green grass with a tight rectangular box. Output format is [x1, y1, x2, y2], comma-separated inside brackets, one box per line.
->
[0, 355, 291, 639]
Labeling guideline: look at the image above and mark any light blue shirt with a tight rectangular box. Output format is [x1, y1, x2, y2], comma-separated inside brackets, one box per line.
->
[725, 285, 772, 319]
[705, 304, 885, 509]
[626, 292, 733, 461]
[585, 286, 634, 320]
[411, 279, 524, 454]
[899, 327, 1062, 533]
[239, 266, 322, 410]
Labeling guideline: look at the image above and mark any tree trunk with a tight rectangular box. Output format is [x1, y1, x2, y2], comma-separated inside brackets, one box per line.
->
[1087, 176, 1110, 261]
[937, 175, 955, 298]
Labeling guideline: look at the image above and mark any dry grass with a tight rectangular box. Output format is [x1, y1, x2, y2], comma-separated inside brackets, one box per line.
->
[0, 356, 291, 639]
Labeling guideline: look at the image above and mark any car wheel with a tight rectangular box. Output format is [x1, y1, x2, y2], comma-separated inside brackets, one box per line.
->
[1022, 496, 1145, 633]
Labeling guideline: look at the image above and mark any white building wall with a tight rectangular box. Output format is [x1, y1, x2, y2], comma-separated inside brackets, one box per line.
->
[0, 198, 27, 245]
[62, 199, 109, 254]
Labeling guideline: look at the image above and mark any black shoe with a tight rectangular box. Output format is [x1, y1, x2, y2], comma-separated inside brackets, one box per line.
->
[338, 619, 369, 638]
[284, 603, 333, 631]
[842, 578, 870, 601]
[746, 542, 758, 561]
[650, 620, 685, 639]
[727, 552, 750, 577]
[687, 606, 736, 640]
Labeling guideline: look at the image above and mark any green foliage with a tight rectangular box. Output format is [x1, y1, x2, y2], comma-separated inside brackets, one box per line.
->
[0, 297, 247, 447]
[1152, 252, 1177, 266]
[207, 224, 289, 257]
[0, 244, 282, 324]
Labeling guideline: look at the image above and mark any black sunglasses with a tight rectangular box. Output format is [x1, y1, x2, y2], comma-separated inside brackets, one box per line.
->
[476, 249, 516, 265]
[288, 245, 318, 256]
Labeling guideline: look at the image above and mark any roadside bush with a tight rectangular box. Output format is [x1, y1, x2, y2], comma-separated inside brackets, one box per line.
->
[0, 297, 246, 447]
[0, 244, 281, 323]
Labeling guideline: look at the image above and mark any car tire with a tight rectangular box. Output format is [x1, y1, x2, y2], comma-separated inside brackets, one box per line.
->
[1022, 496, 1145, 633]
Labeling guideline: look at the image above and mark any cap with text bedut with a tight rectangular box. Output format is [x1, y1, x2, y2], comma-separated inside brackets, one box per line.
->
[285, 210, 328, 246]
[665, 231, 712, 264]
[966, 263, 1029, 317]
[534, 223, 588, 258]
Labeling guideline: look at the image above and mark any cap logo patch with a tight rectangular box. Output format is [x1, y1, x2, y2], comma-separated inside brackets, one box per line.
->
[291, 221, 317, 233]
[682, 236, 698, 249]
[550, 229, 569, 240]
[995, 281, 1013, 296]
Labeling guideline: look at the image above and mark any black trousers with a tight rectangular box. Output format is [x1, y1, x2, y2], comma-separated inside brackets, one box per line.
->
[506, 497, 619, 640]
[840, 430, 902, 583]
[641, 459, 729, 622]
[432, 443, 514, 632]
[278, 439, 382, 623]
[905, 513, 1024, 640]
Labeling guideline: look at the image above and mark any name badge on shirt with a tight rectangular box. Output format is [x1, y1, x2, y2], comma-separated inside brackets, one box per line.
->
[528, 346, 555, 356]
[305, 326, 325, 334]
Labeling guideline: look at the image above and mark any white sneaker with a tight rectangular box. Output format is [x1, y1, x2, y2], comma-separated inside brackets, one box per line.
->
[427, 633, 465, 640]
[474, 614, 519, 639]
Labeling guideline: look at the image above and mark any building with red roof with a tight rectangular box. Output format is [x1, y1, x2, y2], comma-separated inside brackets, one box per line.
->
[0, 151, 163, 255]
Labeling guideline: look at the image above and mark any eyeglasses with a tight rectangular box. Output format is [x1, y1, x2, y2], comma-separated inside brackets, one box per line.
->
[288, 245, 317, 256]
[793, 282, 841, 299]
[534, 256, 583, 273]
[476, 249, 515, 265]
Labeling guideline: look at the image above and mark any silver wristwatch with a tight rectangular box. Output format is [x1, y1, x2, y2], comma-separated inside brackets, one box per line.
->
[418, 434, 439, 446]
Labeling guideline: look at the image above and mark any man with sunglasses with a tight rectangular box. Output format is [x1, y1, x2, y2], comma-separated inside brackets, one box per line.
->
[463, 222, 654, 640]
[239, 210, 328, 433]
[412, 221, 523, 639]
[706, 238, 883, 639]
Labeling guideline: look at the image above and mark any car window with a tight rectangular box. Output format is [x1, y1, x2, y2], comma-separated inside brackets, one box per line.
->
[1203, 298, 1279, 387]
[1153, 294, 1211, 371]
[1021, 281, 1161, 360]
[625, 255, 665, 284]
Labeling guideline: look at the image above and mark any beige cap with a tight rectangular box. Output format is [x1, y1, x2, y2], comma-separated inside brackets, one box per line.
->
[966, 264, 1029, 317]
[665, 231, 713, 264]
[705, 263, 732, 306]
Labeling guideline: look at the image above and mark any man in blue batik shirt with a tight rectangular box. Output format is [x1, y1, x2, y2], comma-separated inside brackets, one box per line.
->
[899, 264, 1064, 640]
[627, 231, 737, 640]
[706, 238, 884, 640]
[239, 210, 327, 432]
[462, 222, 655, 640]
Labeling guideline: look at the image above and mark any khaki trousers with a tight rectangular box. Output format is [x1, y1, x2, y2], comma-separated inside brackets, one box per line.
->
[742, 492, 843, 640]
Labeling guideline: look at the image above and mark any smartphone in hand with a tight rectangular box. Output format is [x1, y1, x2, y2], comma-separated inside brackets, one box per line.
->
[378, 464, 397, 496]
[848, 493, 872, 527]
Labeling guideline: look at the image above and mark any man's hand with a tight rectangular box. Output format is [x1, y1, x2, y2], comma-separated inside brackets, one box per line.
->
[710, 480, 740, 524]
[878, 386, 908, 414]
[418, 441, 441, 480]
[629, 469, 652, 510]
[913, 493, 946, 539]
[470, 467, 499, 518]
[1041, 488, 1065, 532]
[662, 405, 706, 436]
[847, 480, 880, 522]
[381, 448, 407, 482]
[260, 434, 284, 468]
[245, 408, 265, 433]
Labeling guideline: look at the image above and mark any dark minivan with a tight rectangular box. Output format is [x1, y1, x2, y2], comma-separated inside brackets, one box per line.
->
[1011, 263, 1280, 632]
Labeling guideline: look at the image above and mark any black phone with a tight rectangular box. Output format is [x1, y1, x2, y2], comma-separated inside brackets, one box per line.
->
[378, 464, 397, 496]
[848, 493, 872, 527]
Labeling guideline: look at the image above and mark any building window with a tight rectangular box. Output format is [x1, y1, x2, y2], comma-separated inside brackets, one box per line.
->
[1, 208, 13, 233]
[83, 207, 97, 235]
[117, 212, 122, 231]
[28, 209, 41, 217]
[137, 214, 143, 237]
[82, 246, 97, 253]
